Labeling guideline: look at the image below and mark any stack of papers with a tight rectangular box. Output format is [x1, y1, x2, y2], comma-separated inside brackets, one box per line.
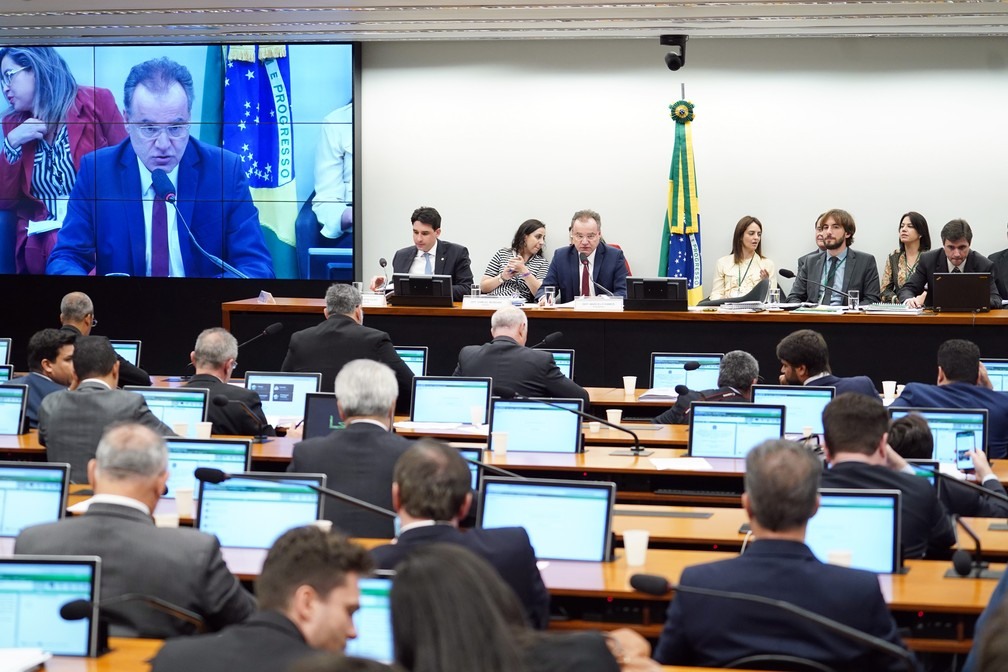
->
[638, 388, 678, 401]
[864, 303, 924, 315]
[0, 649, 51, 672]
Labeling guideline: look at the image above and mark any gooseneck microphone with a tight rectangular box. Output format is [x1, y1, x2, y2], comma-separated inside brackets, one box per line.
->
[211, 394, 271, 442]
[529, 331, 564, 349]
[458, 455, 525, 480]
[237, 322, 284, 349]
[151, 169, 249, 280]
[61, 594, 205, 629]
[778, 268, 851, 305]
[577, 252, 615, 296]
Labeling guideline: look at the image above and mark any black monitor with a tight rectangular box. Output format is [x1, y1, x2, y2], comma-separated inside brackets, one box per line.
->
[390, 273, 454, 307]
[625, 277, 688, 311]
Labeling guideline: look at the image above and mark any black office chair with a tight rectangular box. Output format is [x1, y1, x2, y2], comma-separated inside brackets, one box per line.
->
[697, 277, 770, 307]
[725, 654, 837, 672]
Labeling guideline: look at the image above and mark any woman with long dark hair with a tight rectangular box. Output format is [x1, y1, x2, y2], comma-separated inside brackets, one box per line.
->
[708, 215, 775, 300]
[880, 211, 931, 303]
[480, 218, 548, 302]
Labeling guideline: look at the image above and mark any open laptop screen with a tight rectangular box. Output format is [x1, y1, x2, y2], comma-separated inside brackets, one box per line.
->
[806, 488, 901, 574]
[981, 359, 1008, 392]
[477, 477, 615, 562]
[125, 386, 208, 427]
[410, 377, 492, 424]
[888, 407, 988, 466]
[0, 556, 101, 656]
[344, 573, 395, 663]
[244, 371, 322, 423]
[394, 346, 428, 377]
[688, 402, 785, 459]
[0, 337, 10, 365]
[0, 364, 11, 382]
[0, 463, 70, 546]
[488, 398, 582, 454]
[302, 392, 343, 440]
[543, 349, 575, 379]
[109, 340, 141, 366]
[0, 384, 27, 435]
[456, 447, 483, 491]
[165, 438, 252, 498]
[751, 385, 835, 436]
[651, 353, 722, 389]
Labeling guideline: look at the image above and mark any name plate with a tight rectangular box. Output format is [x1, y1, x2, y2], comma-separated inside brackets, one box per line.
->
[462, 295, 514, 309]
[574, 296, 624, 312]
[361, 293, 388, 308]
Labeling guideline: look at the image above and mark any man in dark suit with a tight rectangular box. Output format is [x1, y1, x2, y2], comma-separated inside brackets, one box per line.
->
[653, 350, 758, 425]
[151, 526, 372, 672]
[821, 393, 955, 559]
[794, 211, 826, 275]
[58, 291, 151, 387]
[890, 338, 1008, 459]
[16, 422, 255, 638]
[786, 208, 881, 305]
[991, 223, 1008, 301]
[38, 335, 174, 482]
[775, 329, 878, 398]
[184, 327, 273, 436]
[899, 218, 1002, 310]
[5, 328, 75, 428]
[371, 440, 550, 629]
[537, 209, 627, 301]
[282, 284, 415, 412]
[289, 359, 412, 537]
[369, 205, 473, 301]
[653, 439, 913, 670]
[454, 305, 590, 405]
[46, 58, 274, 279]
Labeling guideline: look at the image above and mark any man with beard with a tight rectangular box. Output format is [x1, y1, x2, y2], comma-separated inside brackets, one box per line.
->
[786, 208, 881, 305]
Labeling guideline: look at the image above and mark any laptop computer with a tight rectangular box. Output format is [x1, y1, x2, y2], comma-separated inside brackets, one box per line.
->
[906, 458, 941, 490]
[302, 392, 343, 440]
[164, 438, 252, 499]
[805, 488, 902, 574]
[931, 272, 992, 312]
[687, 401, 786, 459]
[394, 346, 429, 377]
[0, 462, 71, 555]
[543, 349, 575, 379]
[650, 353, 723, 390]
[0, 337, 10, 365]
[488, 397, 583, 453]
[888, 407, 988, 470]
[0, 555, 102, 656]
[477, 477, 615, 562]
[456, 447, 483, 491]
[109, 339, 142, 367]
[125, 386, 208, 428]
[981, 358, 1008, 392]
[410, 376, 492, 425]
[751, 385, 835, 437]
[0, 384, 28, 434]
[0, 363, 11, 382]
[344, 572, 395, 663]
[244, 371, 323, 425]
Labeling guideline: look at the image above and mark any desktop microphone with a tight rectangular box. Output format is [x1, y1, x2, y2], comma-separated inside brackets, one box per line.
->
[529, 331, 564, 349]
[61, 594, 205, 630]
[629, 574, 917, 672]
[458, 455, 525, 480]
[950, 514, 1004, 580]
[211, 395, 272, 442]
[151, 169, 249, 280]
[778, 268, 851, 304]
[236, 321, 284, 349]
[577, 252, 615, 297]
[194, 468, 396, 518]
[377, 257, 395, 294]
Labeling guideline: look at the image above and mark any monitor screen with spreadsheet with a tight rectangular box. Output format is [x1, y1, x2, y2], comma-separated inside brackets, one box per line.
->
[981, 359, 1008, 392]
[543, 349, 575, 379]
[456, 447, 483, 491]
[410, 377, 492, 424]
[0, 462, 70, 542]
[651, 353, 722, 390]
[394, 346, 428, 377]
[488, 398, 582, 453]
[0, 338, 9, 365]
[751, 385, 835, 436]
[165, 438, 252, 498]
[0, 364, 11, 382]
[688, 402, 785, 459]
[344, 573, 395, 663]
[806, 488, 901, 574]
[888, 407, 988, 469]
[109, 340, 141, 366]
[125, 386, 208, 427]
[0, 384, 27, 435]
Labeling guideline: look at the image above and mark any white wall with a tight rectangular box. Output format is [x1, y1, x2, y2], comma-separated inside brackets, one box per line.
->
[360, 37, 1008, 291]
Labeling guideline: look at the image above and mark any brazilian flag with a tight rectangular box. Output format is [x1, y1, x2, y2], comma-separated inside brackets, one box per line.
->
[658, 100, 703, 306]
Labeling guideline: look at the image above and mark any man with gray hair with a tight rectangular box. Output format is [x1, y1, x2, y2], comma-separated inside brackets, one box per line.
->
[654, 439, 913, 670]
[454, 305, 589, 405]
[16, 422, 255, 638]
[184, 327, 273, 436]
[289, 359, 412, 538]
[58, 291, 151, 387]
[282, 283, 415, 411]
[653, 350, 759, 424]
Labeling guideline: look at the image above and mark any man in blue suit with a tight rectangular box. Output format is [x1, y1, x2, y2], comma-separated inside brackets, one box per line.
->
[46, 57, 274, 279]
[537, 209, 627, 301]
[653, 439, 915, 670]
[4, 328, 74, 428]
[775, 328, 878, 397]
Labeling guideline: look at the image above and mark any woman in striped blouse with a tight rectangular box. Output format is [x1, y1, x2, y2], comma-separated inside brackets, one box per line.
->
[0, 47, 127, 274]
[480, 218, 549, 303]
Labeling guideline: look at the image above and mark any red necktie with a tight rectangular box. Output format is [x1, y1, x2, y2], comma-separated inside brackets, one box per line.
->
[581, 259, 591, 296]
[151, 197, 169, 277]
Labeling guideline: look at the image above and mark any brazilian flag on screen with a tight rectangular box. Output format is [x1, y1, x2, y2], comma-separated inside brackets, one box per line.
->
[658, 100, 703, 306]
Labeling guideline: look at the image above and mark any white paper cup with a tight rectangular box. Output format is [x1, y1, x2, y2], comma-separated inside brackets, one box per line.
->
[622, 376, 637, 395]
[171, 422, 188, 437]
[588, 421, 601, 433]
[313, 519, 334, 533]
[606, 409, 622, 425]
[174, 488, 195, 519]
[826, 549, 853, 567]
[470, 405, 484, 428]
[882, 380, 897, 398]
[195, 421, 213, 439]
[623, 529, 650, 566]
[492, 431, 508, 455]
[896, 384, 906, 397]
[154, 512, 180, 528]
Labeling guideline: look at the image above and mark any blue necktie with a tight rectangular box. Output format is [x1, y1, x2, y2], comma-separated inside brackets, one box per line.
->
[423, 252, 433, 275]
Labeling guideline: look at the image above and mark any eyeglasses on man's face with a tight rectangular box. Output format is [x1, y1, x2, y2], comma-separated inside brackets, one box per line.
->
[134, 123, 190, 140]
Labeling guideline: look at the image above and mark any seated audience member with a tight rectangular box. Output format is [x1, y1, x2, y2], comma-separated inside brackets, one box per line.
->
[4, 328, 75, 428]
[653, 439, 914, 670]
[708, 216, 775, 300]
[480, 218, 548, 303]
[794, 212, 826, 274]
[890, 339, 1008, 459]
[786, 208, 881, 305]
[391, 543, 656, 672]
[820, 393, 955, 559]
[282, 283, 415, 411]
[887, 412, 1008, 518]
[58, 291, 151, 386]
[152, 526, 372, 672]
[775, 329, 878, 397]
[371, 440, 550, 630]
[454, 305, 589, 405]
[537, 209, 627, 301]
[38, 335, 173, 481]
[899, 218, 1002, 310]
[880, 211, 931, 304]
[184, 327, 274, 436]
[964, 568, 1008, 672]
[289, 360, 412, 538]
[652, 350, 759, 425]
[991, 222, 1008, 301]
[16, 423, 254, 637]
[369, 206, 474, 301]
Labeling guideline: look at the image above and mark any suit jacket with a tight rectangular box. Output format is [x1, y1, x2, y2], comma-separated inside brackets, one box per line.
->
[38, 380, 175, 482]
[371, 524, 550, 630]
[524, 631, 619, 672]
[184, 373, 274, 437]
[454, 336, 590, 405]
[653, 539, 914, 671]
[897, 248, 1001, 309]
[990, 247, 1008, 302]
[391, 239, 474, 301]
[59, 324, 151, 388]
[890, 382, 1008, 459]
[537, 242, 628, 300]
[652, 386, 745, 425]
[10, 371, 65, 428]
[15, 502, 255, 638]
[46, 137, 274, 279]
[151, 610, 310, 672]
[941, 477, 1008, 518]
[288, 421, 412, 537]
[281, 314, 415, 413]
[795, 249, 823, 274]
[963, 567, 1008, 672]
[786, 247, 881, 304]
[820, 461, 955, 559]
[808, 374, 879, 399]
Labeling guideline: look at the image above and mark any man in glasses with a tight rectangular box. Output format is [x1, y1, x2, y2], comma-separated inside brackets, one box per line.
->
[536, 208, 628, 302]
[46, 57, 274, 279]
